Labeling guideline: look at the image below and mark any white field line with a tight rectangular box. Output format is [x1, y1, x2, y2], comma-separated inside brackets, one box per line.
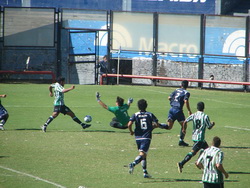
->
[225, 126, 250, 131]
[5, 105, 95, 108]
[130, 86, 250, 108]
[0, 165, 66, 188]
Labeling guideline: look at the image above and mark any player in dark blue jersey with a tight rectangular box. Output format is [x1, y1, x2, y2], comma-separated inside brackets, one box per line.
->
[159, 80, 192, 146]
[128, 99, 159, 178]
[0, 94, 9, 130]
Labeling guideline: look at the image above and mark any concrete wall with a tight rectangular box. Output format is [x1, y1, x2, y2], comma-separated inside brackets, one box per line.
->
[0, 47, 57, 82]
[132, 58, 245, 90]
[68, 63, 96, 84]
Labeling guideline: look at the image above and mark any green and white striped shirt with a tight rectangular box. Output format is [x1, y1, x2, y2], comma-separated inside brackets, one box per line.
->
[185, 111, 213, 141]
[51, 82, 64, 106]
[197, 146, 224, 184]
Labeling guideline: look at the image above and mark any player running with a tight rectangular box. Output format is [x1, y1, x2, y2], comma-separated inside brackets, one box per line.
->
[159, 80, 192, 146]
[128, 99, 159, 178]
[196, 136, 229, 188]
[41, 77, 91, 132]
[177, 101, 215, 173]
[0, 94, 9, 130]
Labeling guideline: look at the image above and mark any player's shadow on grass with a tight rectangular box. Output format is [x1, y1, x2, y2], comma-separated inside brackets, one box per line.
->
[15, 128, 41, 131]
[221, 146, 250, 149]
[13, 128, 118, 133]
[228, 171, 250, 174]
[143, 178, 239, 183]
[84, 130, 170, 134]
[146, 178, 200, 183]
[0, 156, 10, 159]
[153, 132, 169, 135]
[84, 130, 118, 133]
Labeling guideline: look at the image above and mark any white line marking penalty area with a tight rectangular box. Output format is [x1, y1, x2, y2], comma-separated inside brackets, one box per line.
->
[225, 126, 250, 131]
[0, 165, 66, 188]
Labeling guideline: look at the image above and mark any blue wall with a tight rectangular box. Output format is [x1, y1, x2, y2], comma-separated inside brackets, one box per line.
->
[132, 0, 215, 14]
[0, 0, 216, 14]
[31, 0, 123, 11]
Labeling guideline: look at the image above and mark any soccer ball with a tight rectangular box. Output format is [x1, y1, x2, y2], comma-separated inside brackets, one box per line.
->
[84, 115, 92, 123]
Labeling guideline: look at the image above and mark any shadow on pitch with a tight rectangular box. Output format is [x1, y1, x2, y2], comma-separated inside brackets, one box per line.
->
[13, 128, 122, 133]
[228, 171, 250, 174]
[0, 156, 10, 159]
[84, 130, 169, 134]
[221, 146, 250, 149]
[142, 178, 200, 183]
[15, 128, 41, 131]
[142, 178, 238, 184]
[42, 129, 128, 133]
[12, 128, 173, 135]
[84, 129, 119, 133]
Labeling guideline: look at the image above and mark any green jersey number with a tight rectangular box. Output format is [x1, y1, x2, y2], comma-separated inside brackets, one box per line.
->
[206, 155, 213, 170]
[195, 119, 201, 129]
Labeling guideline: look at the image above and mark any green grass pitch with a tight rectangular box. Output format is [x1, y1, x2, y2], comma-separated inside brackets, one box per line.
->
[0, 83, 249, 188]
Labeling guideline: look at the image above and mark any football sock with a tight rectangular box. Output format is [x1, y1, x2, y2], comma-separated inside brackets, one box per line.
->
[44, 116, 54, 126]
[0, 119, 5, 126]
[72, 116, 83, 125]
[141, 159, 147, 171]
[0, 114, 9, 126]
[181, 152, 194, 166]
[159, 123, 169, 129]
[133, 155, 143, 166]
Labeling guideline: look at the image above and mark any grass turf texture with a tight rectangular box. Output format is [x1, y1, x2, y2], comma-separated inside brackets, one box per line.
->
[0, 84, 249, 188]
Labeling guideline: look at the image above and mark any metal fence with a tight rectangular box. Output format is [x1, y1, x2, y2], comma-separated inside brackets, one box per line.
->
[0, 7, 249, 90]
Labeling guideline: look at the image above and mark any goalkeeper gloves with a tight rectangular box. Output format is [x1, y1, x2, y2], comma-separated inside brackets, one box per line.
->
[127, 98, 133, 105]
[96, 92, 101, 101]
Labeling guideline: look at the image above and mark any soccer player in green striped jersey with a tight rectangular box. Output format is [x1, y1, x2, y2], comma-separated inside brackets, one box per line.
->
[41, 77, 91, 132]
[177, 102, 215, 173]
[196, 136, 229, 188]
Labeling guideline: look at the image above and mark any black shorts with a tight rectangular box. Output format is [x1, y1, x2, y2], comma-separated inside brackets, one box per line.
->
[203, 182, 224, 188]
[53, 105, 72, 115]
[136, 139, 151, 154]
[192, 140, 209, 154]
[110, 117, 128, 129]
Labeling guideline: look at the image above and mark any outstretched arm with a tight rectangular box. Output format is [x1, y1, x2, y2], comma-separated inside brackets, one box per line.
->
[96, 92, 108, 109]
[62, 85, 75, 93]
[127, 98, 133, 107]
[97, 100, 108, 110]
[0, 94, 7, 98]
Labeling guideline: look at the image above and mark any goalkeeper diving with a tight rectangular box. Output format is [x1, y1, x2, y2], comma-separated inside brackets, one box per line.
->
[96, 92, 133, 129]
